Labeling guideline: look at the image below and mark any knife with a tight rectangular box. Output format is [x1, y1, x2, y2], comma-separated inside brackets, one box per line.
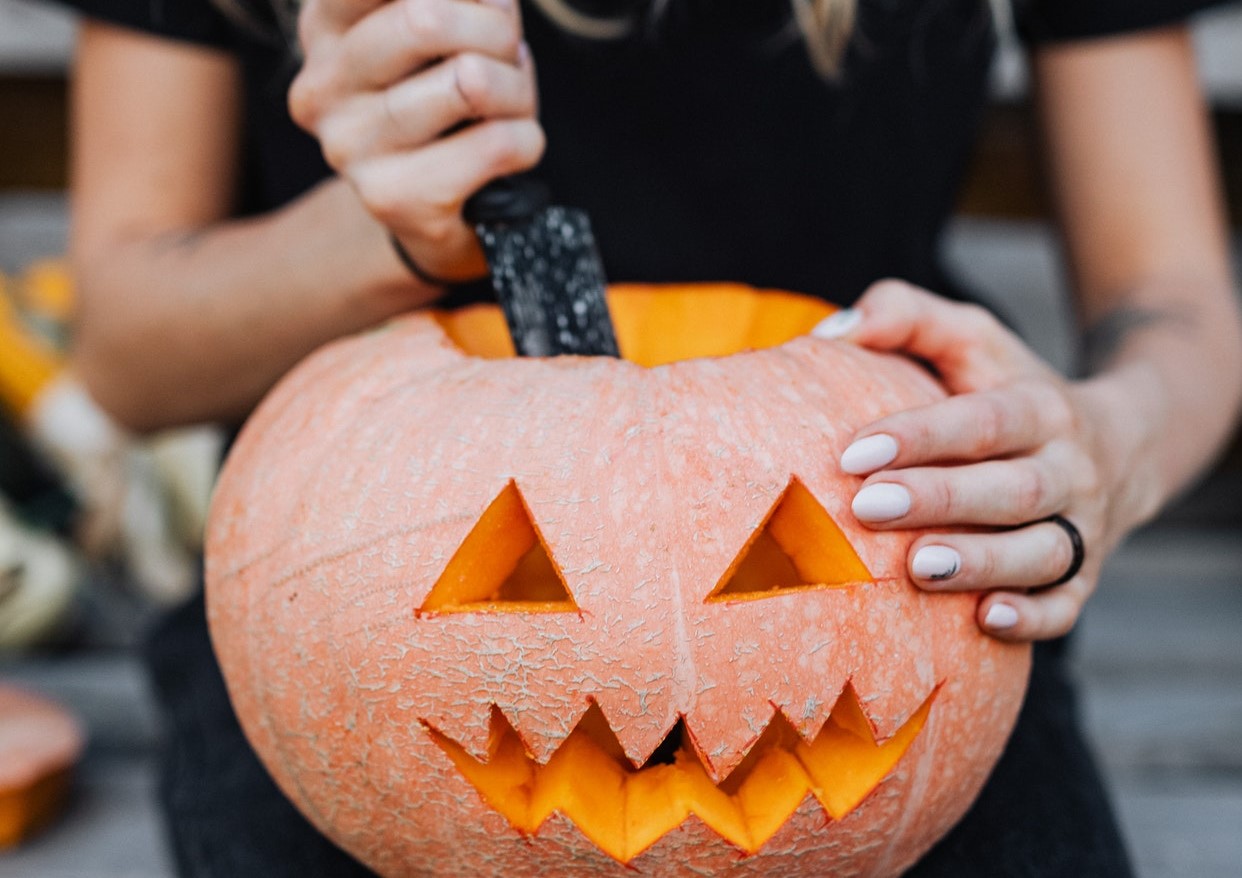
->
[464, 177, 621, 358]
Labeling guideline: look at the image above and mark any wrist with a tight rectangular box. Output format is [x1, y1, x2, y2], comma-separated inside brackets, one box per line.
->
[1073, 362, 1169, 534]
[307, 181, 445, 320]
[390, 234, 463, 289]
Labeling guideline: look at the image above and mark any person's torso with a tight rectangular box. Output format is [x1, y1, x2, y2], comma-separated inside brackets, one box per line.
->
[233, 0, 998, 305]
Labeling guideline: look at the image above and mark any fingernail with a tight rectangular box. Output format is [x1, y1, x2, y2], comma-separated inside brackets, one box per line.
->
[811, 309, 861, 340]
[852, 483, 911, 522]
[841, 433, 898, 475]
[984, 603, 1020, 630]
[518, 40, 531, 65]
[912, 546, 961, 580]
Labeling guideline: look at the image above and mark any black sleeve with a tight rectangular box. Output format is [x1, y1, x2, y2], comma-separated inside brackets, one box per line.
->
[1015, 0, 1235, 44]
[56, 0, 231, 47]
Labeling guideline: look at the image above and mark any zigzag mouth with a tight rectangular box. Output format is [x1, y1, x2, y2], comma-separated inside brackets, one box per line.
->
[425, 685, 937, 863]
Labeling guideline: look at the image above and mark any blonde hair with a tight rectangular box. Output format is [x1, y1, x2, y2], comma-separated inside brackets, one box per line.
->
[210, 0, 859, 75]
[209, 0, 300, 45]
[532, 0, 859, 77]
[789, 0, 857, 77]
[214, 1, 1007, 79]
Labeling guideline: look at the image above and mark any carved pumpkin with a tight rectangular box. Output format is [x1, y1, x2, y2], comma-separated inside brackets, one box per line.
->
[206, 284, 1030, 877]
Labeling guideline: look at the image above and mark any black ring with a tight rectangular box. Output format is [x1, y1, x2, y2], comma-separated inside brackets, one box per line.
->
[389, 234, 456, 288]
[1041, 514, 1085, 587]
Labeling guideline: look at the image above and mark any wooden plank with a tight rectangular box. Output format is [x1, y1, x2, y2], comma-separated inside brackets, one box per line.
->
[1074, 531, 1242, 777]
[0, 654, 161, 758]
[0, 756, 174, 878]
[0, 0, 76, 75]
[1076, 533, 1242, 678]
[1109, 777, 1242, 878]
[1079, 676, 1242, 775]
[0, 191, 67, 271]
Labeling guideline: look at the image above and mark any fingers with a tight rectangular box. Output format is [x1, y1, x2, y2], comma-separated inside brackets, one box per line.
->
[906, 519, 1094, 642]
[840, 381, 1076, 474]
[318, 52, 536, 166]
[813, 279, 1050, 392]
[815, 281, 1106, 644]
[850, 442, 1086, 529]
[301, 0, 388, 37]
[352, 117, 546, 235]
[291, 0, 523, 130]
[340, 0, 522, 91]
[977, 577, 1091, 642]
[292, 0, 539, 281]
[907, 520, 1079, 591]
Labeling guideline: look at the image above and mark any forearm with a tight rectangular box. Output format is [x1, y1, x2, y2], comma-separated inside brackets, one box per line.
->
[1075, 271, 1242, 534]
[72, 177, 437, 432]
[1032, 28, 1242, 535]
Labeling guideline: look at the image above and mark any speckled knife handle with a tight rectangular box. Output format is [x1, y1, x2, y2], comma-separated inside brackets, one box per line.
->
[465, 177, 621, 359]
[463, 176, 549, 226]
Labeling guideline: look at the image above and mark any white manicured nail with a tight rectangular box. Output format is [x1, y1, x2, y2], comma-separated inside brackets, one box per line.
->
[984, 603, 1020, 630]
[811, 309, 861, 339]
[841, 434, 898, 475]
[852, 483, 911, 522]
[912, 546, 961, 580]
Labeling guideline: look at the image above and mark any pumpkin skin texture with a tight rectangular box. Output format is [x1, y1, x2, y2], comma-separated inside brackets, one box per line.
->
[206, 285, 1031, 878]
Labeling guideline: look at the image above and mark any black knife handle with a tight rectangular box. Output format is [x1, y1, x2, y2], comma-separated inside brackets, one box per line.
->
[463, 176, 550, 226]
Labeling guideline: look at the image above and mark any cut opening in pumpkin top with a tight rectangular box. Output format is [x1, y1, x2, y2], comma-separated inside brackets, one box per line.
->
[432, 284, 836, 367]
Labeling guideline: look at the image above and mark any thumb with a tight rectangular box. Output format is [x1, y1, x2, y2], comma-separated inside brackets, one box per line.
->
[811, 279, 1044, 392]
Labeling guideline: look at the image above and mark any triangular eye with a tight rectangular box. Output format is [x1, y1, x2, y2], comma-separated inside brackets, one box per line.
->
[707, 478, 872, 601]
[420, 481, 578, 614]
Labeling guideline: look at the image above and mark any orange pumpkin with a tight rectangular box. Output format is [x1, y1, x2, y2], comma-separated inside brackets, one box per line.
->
[0, 686, 84, 848]
[206, 285, 1030, 877]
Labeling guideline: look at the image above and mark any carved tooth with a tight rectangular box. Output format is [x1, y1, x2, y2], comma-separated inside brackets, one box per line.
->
[844, 660, 933, 745]
[591, 686, 680, 768]
[771, 680, 847, 744]
[681, 698, 781, 782]
[417, 701, 494, 762]
[822, 579, 939, 741]
[424, 692, 937, 864]
[498, 696, 582, 765]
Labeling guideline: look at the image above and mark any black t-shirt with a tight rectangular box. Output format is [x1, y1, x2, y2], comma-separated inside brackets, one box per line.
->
[60, 0, 1232, 306]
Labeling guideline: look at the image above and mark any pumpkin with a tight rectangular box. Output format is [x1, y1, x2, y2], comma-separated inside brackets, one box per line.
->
[0, 685, 84, 848]
[206, 284, 1030, 877]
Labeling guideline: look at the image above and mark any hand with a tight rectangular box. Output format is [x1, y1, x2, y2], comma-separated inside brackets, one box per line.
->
[290, 0, 545, 282]
[813, 280, 1140, 643]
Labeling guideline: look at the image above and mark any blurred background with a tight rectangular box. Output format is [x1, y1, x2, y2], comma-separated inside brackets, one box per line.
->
[0, 0, 1239, 875]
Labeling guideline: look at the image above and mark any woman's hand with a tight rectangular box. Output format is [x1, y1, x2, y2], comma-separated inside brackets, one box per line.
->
[814, 280, 1154, 643]
[290, 0, 545, 282]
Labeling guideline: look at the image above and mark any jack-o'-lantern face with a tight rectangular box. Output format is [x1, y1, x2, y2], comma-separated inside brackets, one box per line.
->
[418, 477, 934, 862]
[207, 286, 1030, 878]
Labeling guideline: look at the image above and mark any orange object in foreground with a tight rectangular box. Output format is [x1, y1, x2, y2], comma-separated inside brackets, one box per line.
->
[0, 685, 84, 848]
[206, 285, 1031, 877]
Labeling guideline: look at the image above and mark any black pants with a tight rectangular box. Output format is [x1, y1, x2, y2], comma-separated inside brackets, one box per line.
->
[147, 598, 1134, 877]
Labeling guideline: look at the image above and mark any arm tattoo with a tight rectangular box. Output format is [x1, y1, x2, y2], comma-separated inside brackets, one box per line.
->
[1081, 305, 1198, 376]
